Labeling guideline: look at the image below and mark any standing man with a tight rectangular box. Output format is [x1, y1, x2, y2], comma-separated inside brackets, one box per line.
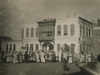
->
[62, 50, 70, 71]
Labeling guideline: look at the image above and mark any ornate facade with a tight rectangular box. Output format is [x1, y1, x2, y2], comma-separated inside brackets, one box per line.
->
[1, 16, 93, 54]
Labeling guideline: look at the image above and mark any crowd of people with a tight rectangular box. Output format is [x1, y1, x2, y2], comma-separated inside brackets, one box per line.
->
[0, 50, 98, 66]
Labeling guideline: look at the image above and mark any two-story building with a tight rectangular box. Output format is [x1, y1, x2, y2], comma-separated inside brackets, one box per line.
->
[21, 16, 93, 54]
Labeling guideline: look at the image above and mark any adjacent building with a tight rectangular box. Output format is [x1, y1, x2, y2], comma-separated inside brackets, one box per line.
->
[93, 19, 100, 53]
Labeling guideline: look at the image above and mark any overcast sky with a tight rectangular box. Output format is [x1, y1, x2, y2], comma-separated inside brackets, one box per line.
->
[0, 0, 100, 39]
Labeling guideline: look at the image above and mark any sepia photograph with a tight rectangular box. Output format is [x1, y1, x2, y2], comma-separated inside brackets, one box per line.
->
[0, 0, 100, 75]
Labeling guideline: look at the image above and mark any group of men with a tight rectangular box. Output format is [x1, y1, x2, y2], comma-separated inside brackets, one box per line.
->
[0, 50, 99, 70]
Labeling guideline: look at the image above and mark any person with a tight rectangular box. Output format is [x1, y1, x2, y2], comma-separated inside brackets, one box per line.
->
[44, 51, 48, 62]
[62, 50, 70, 71]
[3, 51, 7, 63]
[19, 51, 23, 63]
[6, 51, 11, 63]
[9, 51, 13, 63]
[72, 53, 76, 64]
[80, 53, 85, 64]
[68, 52, 72, 64]
[58, 50, 62, 62]
[32, 51, 36, 62]
[75, 53, 80, 66]
[55, 51, 59, 62]
[49, 51, 52, 62]
[35, 51, 40, 63]
[13, 51, 18, 63]
[40, 50, 45, 63]
[84, 53, 88, 65]
[24, 52, 29, 63]
[87, 53, 91, 64]
[0, 52, 2, 62]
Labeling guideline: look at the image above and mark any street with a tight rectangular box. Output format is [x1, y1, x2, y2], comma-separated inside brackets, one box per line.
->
[0, 62, 81, 75]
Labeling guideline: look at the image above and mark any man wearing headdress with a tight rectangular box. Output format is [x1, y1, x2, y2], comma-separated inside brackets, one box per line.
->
[62, 50, 70, 71]
[13, 51, 19, 63]
[40, 50, 45, 63]
[35, 51, 40, 63]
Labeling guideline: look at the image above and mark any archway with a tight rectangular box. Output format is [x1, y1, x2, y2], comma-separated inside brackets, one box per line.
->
[42, 42, 54, 51]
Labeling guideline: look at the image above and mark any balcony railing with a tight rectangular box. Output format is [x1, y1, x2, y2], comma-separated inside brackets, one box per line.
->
[38, 36, 54, 41]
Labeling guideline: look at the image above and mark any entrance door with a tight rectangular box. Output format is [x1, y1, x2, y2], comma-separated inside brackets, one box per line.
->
[42, 42, 54, 51]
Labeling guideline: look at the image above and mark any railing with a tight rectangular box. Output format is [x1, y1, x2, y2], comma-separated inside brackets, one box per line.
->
[38, 36, 54, 40]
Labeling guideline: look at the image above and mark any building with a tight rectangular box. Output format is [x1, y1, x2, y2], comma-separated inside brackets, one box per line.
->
[21, 16, 93, 54]
[1, 16, 93, 54]
[0, 36, 12, 51]
[1, 40, 22, 52]
[93, 19, 100, 53]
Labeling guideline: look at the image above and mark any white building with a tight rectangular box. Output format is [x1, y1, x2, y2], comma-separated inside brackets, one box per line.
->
[1, 16, 93, 54]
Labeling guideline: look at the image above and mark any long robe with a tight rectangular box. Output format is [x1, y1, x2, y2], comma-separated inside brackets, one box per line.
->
[68, 53, 72, 63]
[80, 54, 85, 63]
[35, 52, 40, 62]
[87, 54, 91, 62]
[13, 54, 18, 63]
[40, 52, 45, 62]
[58, 51, 62, 62]
[19, 54, 23, 63]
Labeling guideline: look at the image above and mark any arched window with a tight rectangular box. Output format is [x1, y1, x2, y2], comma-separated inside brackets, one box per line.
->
[89, 28, 90, 38]
[36, 27, 39, 37]
[26, 44, 28, 51]
[83, 25, 85, 36]
[35, 44, 39, 51]
[13, 44, 16, 51]
[10, 44, 12, 51]
[30, 44, 33, 51]
[71, 44, 75, 53]
[6, 44, 8, 51]
[31, 28, 34, 37]
[64, 44, 69, 52]
[26, 28, 29, 37]
[86, 27, 88, 37]
[64, 25, 68, 35]
[70, 24, 75, 35]
[57, 25, 61, 36]
[57, 44, 60, 51]
[80, 25, 82, 36]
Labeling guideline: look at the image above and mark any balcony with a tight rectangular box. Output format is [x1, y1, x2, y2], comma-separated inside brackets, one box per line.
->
[38, 36, 54, 41]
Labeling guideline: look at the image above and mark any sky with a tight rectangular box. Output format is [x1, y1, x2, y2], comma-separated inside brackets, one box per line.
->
[0, 0, 100, 40]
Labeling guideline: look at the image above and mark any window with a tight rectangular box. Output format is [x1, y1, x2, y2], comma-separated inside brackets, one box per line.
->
[83, 44, 85, 53]
[64, 25, 68, 35]
[64, 44, 69, 52]
[36, 27, 39, 37]
[31, 28, 34, 37]
[80, 25, 82, 36]
[13, 44, 16, 51]
[35, 44, 39, 51]
[21, 29, 24, 39]
[10, 44, 12, 51]
[26, 44, 28, 51]
[6, 44, 8, 51]
[70, 24, 75, 35]
[57, 44, 60, 51]
[86, 27, 88, 37]
[26, 28, 29, 37]
[89, 28, 90, 38]
[57, 25, 61, 36]
[98, 34, 100, 41]
[83, 26, 85, 36]
[30, 44, 33, 51]
[71, 44, 75, 53]
[80, 44, 82, 52]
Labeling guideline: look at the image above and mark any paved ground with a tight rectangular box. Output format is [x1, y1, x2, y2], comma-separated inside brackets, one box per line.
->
[0, 62, 82, 75]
